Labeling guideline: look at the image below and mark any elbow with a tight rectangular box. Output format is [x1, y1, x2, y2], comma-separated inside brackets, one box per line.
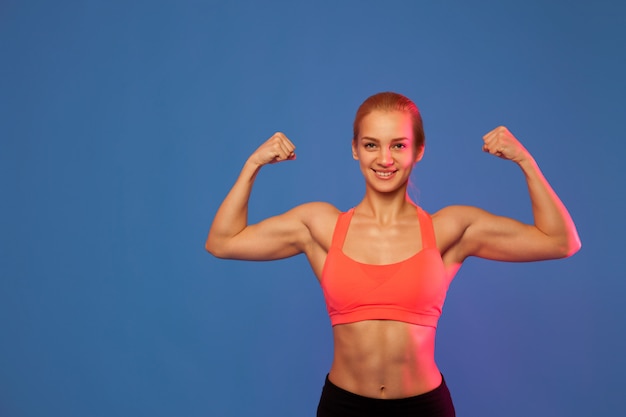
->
[567, 236, 582, 257]
[205, 235, 228, 259]
[558, 234, 582, 258]
[204, 238, 216, 256]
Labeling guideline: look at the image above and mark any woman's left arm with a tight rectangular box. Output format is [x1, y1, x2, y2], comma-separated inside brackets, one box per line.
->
[446, 126, 581, 262]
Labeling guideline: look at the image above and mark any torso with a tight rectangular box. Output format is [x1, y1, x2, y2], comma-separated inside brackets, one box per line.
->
[330, 321, 440, 398]
[301, 201, 463, 399]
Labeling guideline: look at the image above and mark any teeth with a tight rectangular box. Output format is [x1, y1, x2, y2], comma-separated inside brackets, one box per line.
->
[376, 171, 394, 177]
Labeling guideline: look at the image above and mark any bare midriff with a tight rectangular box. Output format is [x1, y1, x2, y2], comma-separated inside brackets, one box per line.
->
[328, 320, 441, 399]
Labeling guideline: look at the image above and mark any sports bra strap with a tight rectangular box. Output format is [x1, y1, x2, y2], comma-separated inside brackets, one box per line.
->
[330, 208, 354, 248]
[417, 207, 437, 250]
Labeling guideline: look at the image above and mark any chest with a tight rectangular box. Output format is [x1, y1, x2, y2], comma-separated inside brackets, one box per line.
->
[341, 222, 423, 265]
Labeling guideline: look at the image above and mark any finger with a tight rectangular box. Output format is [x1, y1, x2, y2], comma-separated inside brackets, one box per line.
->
[483, 145, 501, 156]
[270, 132, 294, 151]
[482, 141, 505, 157]
[484, 131, 506, 149]
[282, 138, 296, 157]
[482, 135, 498, 152]
[278, 141, 294, 158]
[281, 134, 296, 150]
[278, 136, 296, 159]
[483, 126, 509, 143]
[273, 132, 295, 148]
[265, 134, 286, 159]
[272, 144, 296, 162]
[275, 141, 296, 161]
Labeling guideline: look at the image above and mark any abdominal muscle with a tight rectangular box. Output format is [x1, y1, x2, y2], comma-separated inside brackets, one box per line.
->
[328, 320, 441, 399]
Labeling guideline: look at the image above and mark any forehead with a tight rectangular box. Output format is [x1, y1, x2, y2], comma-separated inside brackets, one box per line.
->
[358, 110, 413, 140]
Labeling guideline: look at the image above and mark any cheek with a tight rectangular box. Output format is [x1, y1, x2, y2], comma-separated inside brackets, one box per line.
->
[402, 157, 418, 170]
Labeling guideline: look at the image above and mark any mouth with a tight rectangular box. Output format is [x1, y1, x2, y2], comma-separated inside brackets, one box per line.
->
[372, 169, 398, 179]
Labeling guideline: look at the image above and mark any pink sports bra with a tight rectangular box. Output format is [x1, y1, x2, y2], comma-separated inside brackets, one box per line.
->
[320, 206, 449, 327]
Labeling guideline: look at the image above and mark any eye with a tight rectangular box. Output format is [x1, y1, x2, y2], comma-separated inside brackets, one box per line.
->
[364, 142, 376, 149]
[393, 143, 407, 149]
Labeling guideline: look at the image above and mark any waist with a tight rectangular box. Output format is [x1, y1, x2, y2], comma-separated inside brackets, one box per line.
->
[329, 320, 440, 399]
[329, 307, 440, 327]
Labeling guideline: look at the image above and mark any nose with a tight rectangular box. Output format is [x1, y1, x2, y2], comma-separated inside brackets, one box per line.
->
[378, 147, 393, 166]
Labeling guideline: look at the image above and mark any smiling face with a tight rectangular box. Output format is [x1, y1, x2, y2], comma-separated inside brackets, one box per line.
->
[352, 110, 424, 193]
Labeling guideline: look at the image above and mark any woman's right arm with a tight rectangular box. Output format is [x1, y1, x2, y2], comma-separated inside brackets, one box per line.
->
[205, 132, 311, 261]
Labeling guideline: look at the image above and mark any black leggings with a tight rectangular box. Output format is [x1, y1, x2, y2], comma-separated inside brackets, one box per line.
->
[317, 375, 456, 417]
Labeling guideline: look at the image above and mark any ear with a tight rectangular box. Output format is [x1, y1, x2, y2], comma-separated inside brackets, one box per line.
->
[352, 140, 359, 160]
[414, 145, 425, 163]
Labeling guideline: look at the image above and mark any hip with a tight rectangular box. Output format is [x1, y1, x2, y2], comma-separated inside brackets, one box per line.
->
[317, 373, 455, 417]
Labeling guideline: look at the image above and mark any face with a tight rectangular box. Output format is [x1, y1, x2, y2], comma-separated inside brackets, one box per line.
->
[352, 110, 424, 193]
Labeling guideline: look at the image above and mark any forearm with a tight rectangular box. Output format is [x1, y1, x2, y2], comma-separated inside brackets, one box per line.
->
[205, 159, 261, 255]
[517, 156, 581, 256]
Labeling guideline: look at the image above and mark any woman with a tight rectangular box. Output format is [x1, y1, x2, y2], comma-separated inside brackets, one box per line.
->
[206, 92, 580, 417]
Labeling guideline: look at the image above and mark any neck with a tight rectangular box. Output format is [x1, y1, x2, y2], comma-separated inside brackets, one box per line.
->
[356, 189, 417, 224]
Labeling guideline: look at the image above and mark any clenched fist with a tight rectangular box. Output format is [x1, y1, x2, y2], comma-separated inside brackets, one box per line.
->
[482, 126, 530, 164]
[248, 132, 297, 167]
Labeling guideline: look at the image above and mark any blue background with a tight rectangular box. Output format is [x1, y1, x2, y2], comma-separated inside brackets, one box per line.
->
[2, 1, 625, 416]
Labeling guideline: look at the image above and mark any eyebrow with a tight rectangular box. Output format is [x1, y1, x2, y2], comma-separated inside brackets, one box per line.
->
[361, 136, 410, 142]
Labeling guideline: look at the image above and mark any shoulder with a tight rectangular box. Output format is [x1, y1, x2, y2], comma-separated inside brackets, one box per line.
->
[292, 201, 341, 213]
[432, 205, 486, 224]
[290, 202, 342, 252]
[432, 204, 496, 237]
[430, 205, 486, 254]
[290, 201, 341, 221]
[289, 201, 341, 232]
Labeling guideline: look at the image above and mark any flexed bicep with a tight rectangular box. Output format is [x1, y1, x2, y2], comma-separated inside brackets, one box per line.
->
[206, 132, 299, 259]
[215, 207, 311, 261]
[461, 207, 564, 262]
